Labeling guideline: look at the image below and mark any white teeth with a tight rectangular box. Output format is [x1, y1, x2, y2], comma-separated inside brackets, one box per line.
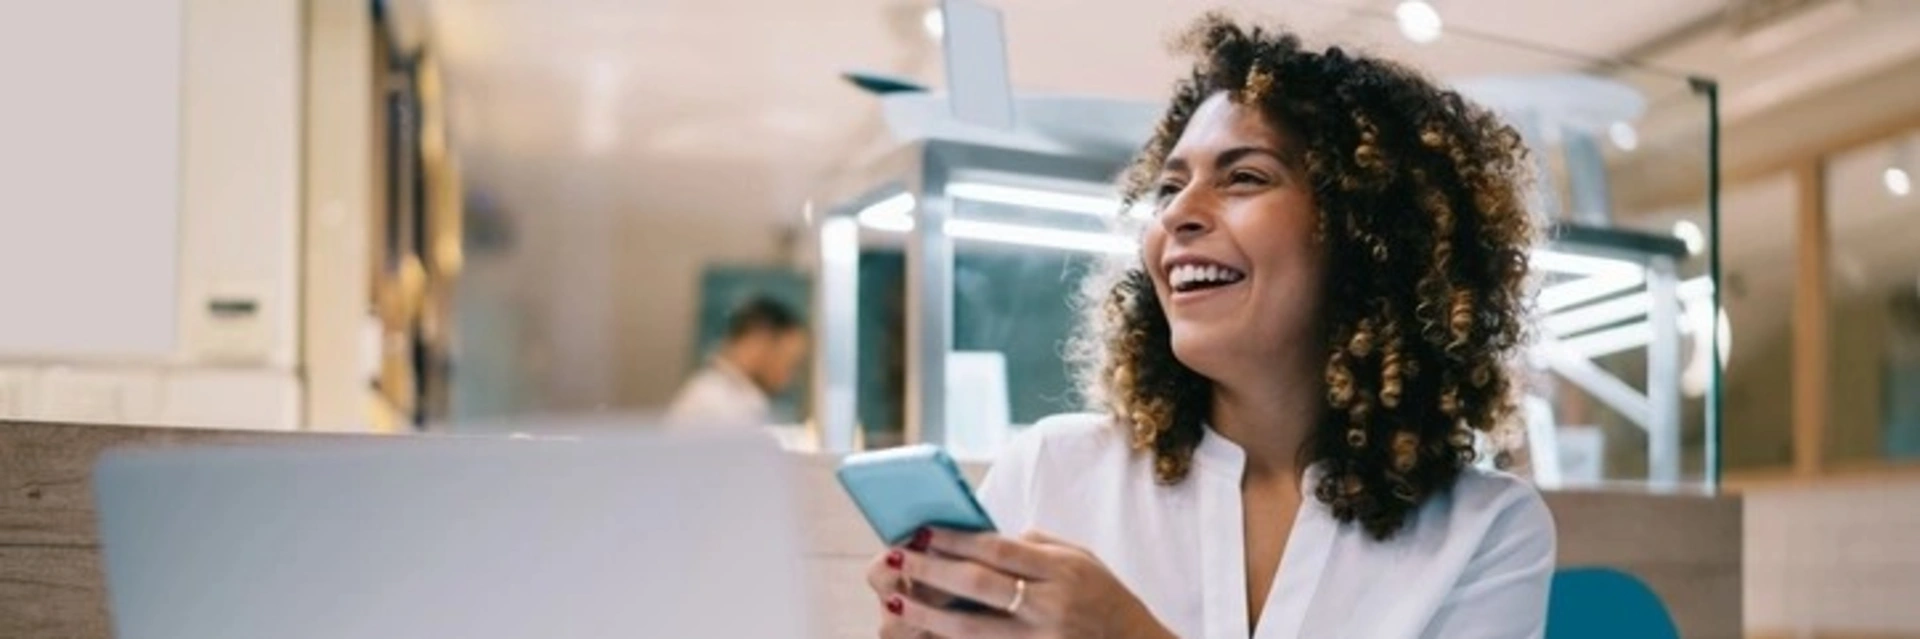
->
[1170, 263, 1243, 289]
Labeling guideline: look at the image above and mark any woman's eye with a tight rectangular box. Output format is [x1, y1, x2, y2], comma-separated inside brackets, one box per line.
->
[1229, 170, 1268, 185]
[1154, 181, 1184, 201]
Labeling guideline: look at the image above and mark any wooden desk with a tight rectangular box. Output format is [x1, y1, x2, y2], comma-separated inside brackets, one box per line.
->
[0, 421, 1742, 638]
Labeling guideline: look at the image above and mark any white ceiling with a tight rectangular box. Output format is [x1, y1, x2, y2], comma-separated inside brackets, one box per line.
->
[415, 0, 1725, 226]
[417, 0, 1920, 341]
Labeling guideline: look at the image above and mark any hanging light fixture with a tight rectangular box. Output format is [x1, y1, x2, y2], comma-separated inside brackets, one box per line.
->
[922, 6, 945, 41]
[1609, 121, 1639, 152]
[1396, 0, 1444, 44]
[1671, 219, 1704, 256]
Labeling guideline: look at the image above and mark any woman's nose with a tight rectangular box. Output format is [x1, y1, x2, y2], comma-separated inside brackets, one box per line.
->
[1159, 192, 1215, 238]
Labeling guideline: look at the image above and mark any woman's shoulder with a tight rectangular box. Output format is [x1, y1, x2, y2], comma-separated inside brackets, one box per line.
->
[987, 413, 1135, 481]
[1011, 412, 1131, 461]
[975, 413, 1133, 530]
[1427, 464, 1556, 551]
[1450, 465, 1551, 517]
[1025, 411, 1122, 441]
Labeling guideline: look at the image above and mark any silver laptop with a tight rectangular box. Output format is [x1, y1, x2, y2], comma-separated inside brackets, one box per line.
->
[93, 428, 811, 639]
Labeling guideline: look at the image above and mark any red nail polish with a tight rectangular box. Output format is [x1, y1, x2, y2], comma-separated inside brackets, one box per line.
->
[885, 550, 904, 569]
[908, 528, 932, 551]
[885, 594, 904, 615]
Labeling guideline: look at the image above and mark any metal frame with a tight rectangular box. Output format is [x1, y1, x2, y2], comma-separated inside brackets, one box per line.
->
[812, 139, 1126, 451]
[1534, 229, 1692, 486]
[812, 216, 861, 453]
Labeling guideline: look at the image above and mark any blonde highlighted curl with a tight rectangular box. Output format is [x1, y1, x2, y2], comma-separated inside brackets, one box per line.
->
[1078, 14, 1534, 540]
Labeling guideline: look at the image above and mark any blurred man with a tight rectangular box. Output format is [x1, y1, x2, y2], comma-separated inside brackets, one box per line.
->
[666, 296, 808, 426]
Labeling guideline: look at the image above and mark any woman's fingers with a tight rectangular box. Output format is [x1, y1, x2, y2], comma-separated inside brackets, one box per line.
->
[907, 581, 960, 609]
[1017, 529, 1069, 546]
[866, 550, 907, 597]
[876, 617, 910, 639]
[874, 551, 944, 638]
[877, 616, 933, 639]
[871, 549, 967, 609]
[887, 592, 1023, 638]
[1018, 529, 1098, 563]
[897, 548, 1024, 614]
[924, 529, 1060, 579]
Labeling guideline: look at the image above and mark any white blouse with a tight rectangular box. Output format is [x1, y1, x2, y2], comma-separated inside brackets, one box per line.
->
[664, 360, 769, 426]
[974, 413, 1556, 639]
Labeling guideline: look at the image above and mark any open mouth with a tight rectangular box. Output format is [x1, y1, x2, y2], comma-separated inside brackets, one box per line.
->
[1168, 261, 1247, 293]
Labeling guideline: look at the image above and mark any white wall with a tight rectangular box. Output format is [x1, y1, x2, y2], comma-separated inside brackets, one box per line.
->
[0, 0, 307, 430]
[0, 0, 183, 359]
[177, 0, 304, 370]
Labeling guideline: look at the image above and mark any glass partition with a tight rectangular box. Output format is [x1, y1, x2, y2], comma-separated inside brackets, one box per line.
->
[1824, 126, 1920, 465]
[815, 3, 1721, 492]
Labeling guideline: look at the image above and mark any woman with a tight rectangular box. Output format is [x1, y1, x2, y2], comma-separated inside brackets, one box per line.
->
[866, 14, 1551, 638]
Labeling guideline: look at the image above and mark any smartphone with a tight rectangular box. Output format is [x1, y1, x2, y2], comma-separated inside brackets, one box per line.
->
[836, 444, 996, 547]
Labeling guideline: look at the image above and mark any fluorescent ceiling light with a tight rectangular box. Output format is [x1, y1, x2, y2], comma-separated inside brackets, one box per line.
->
[1530, 249, 1641, 277]
[855, 193, 915, 232]
[1545, 291, 1655, 336]
[853, 193, 1136, 255]
[1557, 303, 1731, 363]
[1545, 276, 1713, 337]
[1538, 270, 1644, 312]
[1545, 274, 1726, 364]
[856, 196, 1710, 276]
[947, 219, 1136, 255]
[947, 181, 1123, 217]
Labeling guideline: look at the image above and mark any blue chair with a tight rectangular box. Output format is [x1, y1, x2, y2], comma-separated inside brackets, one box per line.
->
[1545, 567, 1678, 639]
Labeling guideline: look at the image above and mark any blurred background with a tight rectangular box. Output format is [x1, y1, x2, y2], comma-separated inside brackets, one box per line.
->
[2, 0, 1918, 635]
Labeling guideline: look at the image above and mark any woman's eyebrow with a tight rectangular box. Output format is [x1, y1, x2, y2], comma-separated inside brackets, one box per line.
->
[1214, 145, 1286, 169]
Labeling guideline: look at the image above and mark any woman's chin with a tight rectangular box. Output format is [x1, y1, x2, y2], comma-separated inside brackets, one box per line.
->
[1168, 332, 1235, 378]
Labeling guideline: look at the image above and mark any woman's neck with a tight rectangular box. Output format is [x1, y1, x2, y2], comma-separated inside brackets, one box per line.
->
[1207, 361, 1323, 482]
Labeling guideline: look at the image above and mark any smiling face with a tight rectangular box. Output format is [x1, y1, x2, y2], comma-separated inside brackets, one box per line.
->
[1141, 92, 1326, 383]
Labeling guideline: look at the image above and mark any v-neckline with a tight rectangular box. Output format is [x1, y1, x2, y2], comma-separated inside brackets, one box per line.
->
[1195, 427, 1337, 639]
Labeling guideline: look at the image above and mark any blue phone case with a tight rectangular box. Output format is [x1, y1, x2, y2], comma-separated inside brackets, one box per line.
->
[836, 445, 996, 546]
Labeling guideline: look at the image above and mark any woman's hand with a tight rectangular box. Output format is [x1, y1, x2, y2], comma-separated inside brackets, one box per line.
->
[863, 528, 1175, 639]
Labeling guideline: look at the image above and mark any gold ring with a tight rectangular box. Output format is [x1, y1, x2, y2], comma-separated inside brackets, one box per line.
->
[1006, 578, 1028, 614]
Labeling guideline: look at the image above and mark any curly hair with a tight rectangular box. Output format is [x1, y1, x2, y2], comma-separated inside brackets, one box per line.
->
[1080, 13, 1535, 540]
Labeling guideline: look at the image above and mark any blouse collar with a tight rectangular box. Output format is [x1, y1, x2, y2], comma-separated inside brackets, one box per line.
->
[1194, 423, 1322, 498]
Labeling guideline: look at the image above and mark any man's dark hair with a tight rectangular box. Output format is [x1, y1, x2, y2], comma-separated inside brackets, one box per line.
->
[726, 295, 804, 340]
